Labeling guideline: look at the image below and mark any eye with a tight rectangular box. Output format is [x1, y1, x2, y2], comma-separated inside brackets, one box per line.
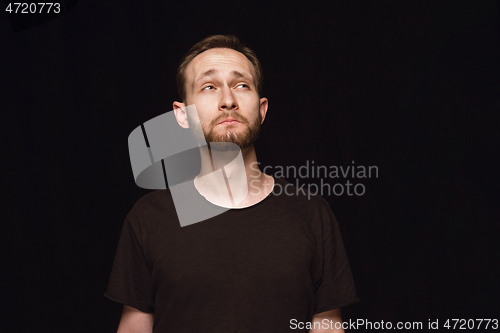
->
[202, 85, 215, 91]
[236, 84, 249, 89]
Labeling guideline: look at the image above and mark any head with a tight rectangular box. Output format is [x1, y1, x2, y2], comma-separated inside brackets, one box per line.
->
[173, 35, 268, 150]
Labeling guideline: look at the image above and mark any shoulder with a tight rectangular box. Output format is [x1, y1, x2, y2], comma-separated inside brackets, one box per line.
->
[126, 189, 178, 225]
[271, 177, 338, 229]
[133, 189, 173, 209]
[271, 178, 339, 240]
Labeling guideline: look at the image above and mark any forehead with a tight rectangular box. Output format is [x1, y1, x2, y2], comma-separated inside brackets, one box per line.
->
[186, 48, 255, 83]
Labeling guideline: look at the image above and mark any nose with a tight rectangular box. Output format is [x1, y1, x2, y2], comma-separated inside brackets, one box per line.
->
[219, 86, 238, 111]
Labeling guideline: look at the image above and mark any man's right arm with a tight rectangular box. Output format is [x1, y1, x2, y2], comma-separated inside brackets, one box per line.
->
[116, 305, 154, 333]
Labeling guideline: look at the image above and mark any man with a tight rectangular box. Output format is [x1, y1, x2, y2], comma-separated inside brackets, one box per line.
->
[105, 35, 358, 332]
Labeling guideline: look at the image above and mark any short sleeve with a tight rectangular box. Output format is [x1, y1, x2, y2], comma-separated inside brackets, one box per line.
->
[313, 200, 359, 313]
[104, 214, 155, 313]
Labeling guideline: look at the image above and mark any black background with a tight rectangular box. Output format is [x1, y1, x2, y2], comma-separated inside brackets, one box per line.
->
[2, 0, 499, 332]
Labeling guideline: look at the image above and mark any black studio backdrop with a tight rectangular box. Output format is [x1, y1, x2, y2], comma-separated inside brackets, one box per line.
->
[1, 1, 499, 332]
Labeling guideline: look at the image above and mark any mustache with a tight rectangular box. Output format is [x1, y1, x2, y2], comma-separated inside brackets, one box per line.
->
[210, 113, 248, 126]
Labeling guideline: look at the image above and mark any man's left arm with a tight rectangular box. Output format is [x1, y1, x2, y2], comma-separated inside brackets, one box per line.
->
[309, 308, 344, 333]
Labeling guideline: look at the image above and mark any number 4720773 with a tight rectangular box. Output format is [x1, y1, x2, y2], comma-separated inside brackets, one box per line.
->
[5, 3, 61, 14]
[444, 319, 498, 330]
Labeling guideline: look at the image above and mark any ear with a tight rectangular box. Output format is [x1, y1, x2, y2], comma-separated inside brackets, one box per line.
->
[173, 101, 189, 128]
[259, 97, 269, 124]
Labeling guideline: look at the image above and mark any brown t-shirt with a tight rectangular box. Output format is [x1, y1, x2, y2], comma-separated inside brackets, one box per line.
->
[104, 177, 358, 332]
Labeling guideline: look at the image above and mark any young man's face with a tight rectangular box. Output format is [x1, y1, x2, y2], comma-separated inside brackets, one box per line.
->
[174, 48, 268, 149]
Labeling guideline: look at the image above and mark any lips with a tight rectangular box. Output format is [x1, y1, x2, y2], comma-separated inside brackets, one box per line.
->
[218, 117, 241, 125]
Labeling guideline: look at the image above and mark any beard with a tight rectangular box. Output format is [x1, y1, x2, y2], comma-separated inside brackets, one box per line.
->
[191, 111, 262, 151]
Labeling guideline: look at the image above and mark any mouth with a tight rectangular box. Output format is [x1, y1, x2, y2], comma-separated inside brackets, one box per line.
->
[217, 118, 241, 125]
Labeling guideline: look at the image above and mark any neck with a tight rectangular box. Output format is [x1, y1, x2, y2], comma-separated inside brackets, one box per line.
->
[195, 143, 274, 208]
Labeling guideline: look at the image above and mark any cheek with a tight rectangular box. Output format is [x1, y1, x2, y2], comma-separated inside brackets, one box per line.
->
[187, 97, 215, 121]
[192, 94, 220, 112]
[196, 110, 218, 127]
